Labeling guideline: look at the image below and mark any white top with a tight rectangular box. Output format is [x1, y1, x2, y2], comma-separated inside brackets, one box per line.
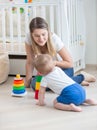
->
[40, 67, 75, 95]
[25, 32, 64, 52]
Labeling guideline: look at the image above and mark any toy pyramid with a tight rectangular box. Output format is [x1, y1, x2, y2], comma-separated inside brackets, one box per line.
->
[11, 74, 27, 97]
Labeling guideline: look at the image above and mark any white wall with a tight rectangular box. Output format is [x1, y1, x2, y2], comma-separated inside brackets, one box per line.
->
[84, 0, 97, 65]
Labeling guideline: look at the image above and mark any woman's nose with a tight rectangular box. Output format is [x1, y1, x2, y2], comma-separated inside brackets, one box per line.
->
[39, 36, 44, 40]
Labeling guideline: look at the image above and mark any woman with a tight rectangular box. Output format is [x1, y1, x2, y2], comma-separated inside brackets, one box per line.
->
[25, 17, 96, 89]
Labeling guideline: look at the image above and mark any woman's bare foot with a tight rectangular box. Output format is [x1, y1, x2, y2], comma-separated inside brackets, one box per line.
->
[80, 71, 96, 82]
[70, 103, 82, 112]
[81, 80, 89, 86]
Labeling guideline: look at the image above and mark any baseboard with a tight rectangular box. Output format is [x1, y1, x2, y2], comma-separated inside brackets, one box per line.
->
[9, 58, 37, 76]
[9, 59, 26, 75]
[9, 55, 97, 75]
[86, 64, 97, 69]
[9, 54, 26, 59]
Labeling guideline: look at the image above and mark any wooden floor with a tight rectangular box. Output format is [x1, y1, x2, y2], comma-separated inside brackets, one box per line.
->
[0, 66, 97, 130]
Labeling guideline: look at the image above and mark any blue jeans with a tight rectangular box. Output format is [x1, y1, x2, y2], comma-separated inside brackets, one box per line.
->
[62, 68, 84, 84]
[31, 67, 84, 91]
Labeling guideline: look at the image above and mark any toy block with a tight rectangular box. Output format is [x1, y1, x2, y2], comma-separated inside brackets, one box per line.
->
[34, 73, 43, 99]
[35, 90, 39, 99]
[35, 82, 41, 90]
[36, 75, 42, 82]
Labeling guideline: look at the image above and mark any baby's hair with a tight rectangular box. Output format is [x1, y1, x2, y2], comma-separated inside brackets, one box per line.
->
[34, 54, 54, 75]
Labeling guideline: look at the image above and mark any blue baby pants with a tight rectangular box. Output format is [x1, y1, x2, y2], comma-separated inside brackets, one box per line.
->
[57, 83, 86, 105]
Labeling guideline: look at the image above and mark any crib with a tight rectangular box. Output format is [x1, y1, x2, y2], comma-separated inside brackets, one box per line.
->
[0, 0, 86, 74]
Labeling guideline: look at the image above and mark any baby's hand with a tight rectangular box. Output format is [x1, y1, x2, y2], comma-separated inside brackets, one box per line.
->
[36, 101, 45, 106]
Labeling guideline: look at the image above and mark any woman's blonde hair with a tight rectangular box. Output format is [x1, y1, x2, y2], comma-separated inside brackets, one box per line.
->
[29, 17, 56, 57]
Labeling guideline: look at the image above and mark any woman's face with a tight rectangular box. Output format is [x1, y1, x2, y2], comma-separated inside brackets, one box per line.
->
[32, 29, 48, 46]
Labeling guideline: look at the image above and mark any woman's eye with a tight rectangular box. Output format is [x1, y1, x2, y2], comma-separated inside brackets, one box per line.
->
[34, 33, 46, 38]
[42, 34, 45, 36]
[35, 35, 40, 37]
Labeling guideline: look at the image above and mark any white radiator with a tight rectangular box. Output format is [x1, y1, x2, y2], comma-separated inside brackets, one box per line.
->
[0, 0, 86, 75]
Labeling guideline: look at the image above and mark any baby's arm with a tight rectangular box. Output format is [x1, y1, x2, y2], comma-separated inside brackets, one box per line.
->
[37, 86, 46, 106]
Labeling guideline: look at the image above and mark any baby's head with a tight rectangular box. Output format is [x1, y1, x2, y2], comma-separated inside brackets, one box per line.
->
[34, 54, 54, 75]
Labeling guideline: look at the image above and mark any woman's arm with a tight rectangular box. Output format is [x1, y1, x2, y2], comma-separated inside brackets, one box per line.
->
[37, 87, 46, 106]
[25, 43, 34, 88]
[55, 47, 73, 68]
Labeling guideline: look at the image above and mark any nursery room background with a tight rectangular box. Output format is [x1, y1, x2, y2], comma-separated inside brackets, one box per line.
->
[0, 1, 97, 130]
[0, 0, 97, 77]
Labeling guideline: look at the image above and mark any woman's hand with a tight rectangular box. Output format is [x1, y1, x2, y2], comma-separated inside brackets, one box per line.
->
[57, 47, 73, 68]
[24, 78, 31, 88]
[54, 60, 57, 66]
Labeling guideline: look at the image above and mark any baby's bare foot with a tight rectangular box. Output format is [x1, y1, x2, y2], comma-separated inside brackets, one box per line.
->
[70, 103, 82, 112]
[85, 99, 97, 105]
